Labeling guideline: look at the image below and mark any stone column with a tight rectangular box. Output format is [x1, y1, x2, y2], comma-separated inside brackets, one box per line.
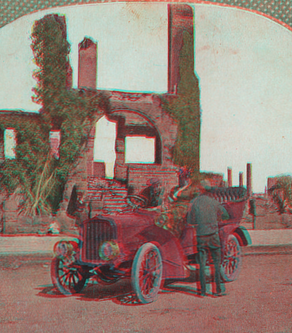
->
[239, 172, 243, 187]
[114, 137, 127, 181]
[86, 126, 96, 178]
[227, 167, 232, 187]
[247, 163, 252, 196]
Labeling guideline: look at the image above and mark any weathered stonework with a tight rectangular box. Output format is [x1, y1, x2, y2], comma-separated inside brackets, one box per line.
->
[58, 4, 194, 217]
[0, 4, 199, 232]
[168, 4, 194, 94]
[78, 38, 97, 89]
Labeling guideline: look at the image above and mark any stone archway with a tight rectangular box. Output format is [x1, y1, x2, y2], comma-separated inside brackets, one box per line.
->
[108, 108, 163, 182]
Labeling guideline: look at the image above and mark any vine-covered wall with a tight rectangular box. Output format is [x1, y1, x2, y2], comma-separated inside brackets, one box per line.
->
[162, 31, 201, 178]
[0, 13, 201, 219]
[0, 14, 109, 216]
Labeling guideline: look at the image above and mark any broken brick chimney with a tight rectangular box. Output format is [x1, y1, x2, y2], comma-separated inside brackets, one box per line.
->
[77, 5, 194, 94]
[78, 37, 97, 89]
[167, 4, 194, 94]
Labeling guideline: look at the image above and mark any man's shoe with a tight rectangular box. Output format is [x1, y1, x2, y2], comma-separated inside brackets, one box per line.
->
[214, 291, 227, 297]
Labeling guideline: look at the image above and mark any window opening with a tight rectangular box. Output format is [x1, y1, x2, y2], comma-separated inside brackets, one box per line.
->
[4, 128, 16, 159]
[94, 116, 116, 178]
[125, 136, 155, 164]
[49, 130, 61, 159]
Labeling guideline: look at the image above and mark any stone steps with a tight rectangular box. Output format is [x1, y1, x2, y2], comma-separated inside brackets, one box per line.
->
[87, 177, 128, 214]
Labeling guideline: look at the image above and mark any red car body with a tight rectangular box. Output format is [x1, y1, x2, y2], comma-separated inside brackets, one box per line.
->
[51, 187, 251, 303]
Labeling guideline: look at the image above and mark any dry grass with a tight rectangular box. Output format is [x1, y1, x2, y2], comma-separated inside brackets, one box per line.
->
[19, 155, 56, 217]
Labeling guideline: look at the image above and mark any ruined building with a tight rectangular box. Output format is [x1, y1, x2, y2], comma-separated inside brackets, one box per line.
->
[60, 4, 196, 218]
[0, 4, 200, 233]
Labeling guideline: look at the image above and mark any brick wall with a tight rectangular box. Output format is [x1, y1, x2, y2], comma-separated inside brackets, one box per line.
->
[109, 92, 178, 168]
[168, 4, 194, 94]
[267, 177, 277, 191]
[0, 130, 4, 163]
[93, 162, 105, 178]
[128, 164, 179, 195]
[78, 38, 97, 89]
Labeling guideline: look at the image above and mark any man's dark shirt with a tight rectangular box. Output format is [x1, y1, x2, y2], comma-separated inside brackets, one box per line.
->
[187, 195, 229, 236]
[140, 185, 163, 207]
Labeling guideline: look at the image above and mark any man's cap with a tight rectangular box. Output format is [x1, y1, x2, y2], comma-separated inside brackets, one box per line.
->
[200, 179, 212, 190]
[147, 178, 161, 186]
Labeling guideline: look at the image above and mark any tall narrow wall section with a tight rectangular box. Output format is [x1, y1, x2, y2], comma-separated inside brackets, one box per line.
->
[78, 37, 97, 89]
[168, 4, 194, 94]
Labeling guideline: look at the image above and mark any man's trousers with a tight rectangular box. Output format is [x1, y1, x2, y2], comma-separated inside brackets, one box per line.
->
[197, 232, 225, 294]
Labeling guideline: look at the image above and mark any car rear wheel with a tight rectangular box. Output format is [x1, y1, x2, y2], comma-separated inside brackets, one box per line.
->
[51, 257, 88, 295]
[131, 243, 163, 304]
[220, 234, 242, 282]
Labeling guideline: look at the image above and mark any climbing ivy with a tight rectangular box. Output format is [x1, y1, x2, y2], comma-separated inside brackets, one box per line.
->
[161, 31, 201, 177]
[31, 14, 71, 128]
[0, 14, 108, 215]
[0, 15, 200, 216]
[0, 115, 48, 190]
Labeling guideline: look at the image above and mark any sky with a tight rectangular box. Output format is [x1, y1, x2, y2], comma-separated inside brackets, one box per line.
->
[0, 2, 292, 192]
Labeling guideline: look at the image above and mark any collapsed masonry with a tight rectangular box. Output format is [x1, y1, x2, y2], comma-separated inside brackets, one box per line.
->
[58, 4, 199, 222]
[0, 4, 203, 233]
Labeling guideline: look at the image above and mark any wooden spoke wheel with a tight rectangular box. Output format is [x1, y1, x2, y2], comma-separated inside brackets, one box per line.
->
[51, 257, 88, 295]
[220, 234, 242, 282]
[131, 243, 163, 304]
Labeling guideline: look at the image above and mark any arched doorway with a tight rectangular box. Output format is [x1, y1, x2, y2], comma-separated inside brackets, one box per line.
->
[93, 116, 117, 179]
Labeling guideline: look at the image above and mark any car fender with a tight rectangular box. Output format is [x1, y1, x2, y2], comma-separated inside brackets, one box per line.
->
[138, 226, 187, 280]
[219, 224, 252, 247]
[233, 226, 252, 246]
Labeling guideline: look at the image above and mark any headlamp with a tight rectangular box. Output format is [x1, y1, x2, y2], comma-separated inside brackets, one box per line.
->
[54, 241, 74, 259]
[99, 241, 120, 261]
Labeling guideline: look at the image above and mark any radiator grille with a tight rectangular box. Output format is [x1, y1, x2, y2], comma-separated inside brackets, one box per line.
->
[83, 218, 116, 261]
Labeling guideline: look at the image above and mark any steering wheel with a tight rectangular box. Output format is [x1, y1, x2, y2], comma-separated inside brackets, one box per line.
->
[126, 195, 148, 209]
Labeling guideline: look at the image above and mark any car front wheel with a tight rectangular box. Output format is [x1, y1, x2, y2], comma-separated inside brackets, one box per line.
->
[220, 234, 242, 282]
[51, 257, 88, 295]
[131, 243, 163, 304]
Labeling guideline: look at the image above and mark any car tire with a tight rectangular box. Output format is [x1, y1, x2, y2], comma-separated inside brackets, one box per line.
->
[131, 243, 163, 304]
[51, 257, 88, 295]
[220, 234, 242, 282]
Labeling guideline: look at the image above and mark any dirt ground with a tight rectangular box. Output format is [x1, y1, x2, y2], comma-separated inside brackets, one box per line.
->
[0, 254, 291, 333]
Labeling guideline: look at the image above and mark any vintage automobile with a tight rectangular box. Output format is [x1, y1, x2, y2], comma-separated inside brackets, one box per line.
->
[51, 186, 251, 304]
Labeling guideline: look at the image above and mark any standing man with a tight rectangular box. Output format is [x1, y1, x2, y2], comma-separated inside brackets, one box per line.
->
[187, 183, 229, 297]
[140, 178, 164, 208]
